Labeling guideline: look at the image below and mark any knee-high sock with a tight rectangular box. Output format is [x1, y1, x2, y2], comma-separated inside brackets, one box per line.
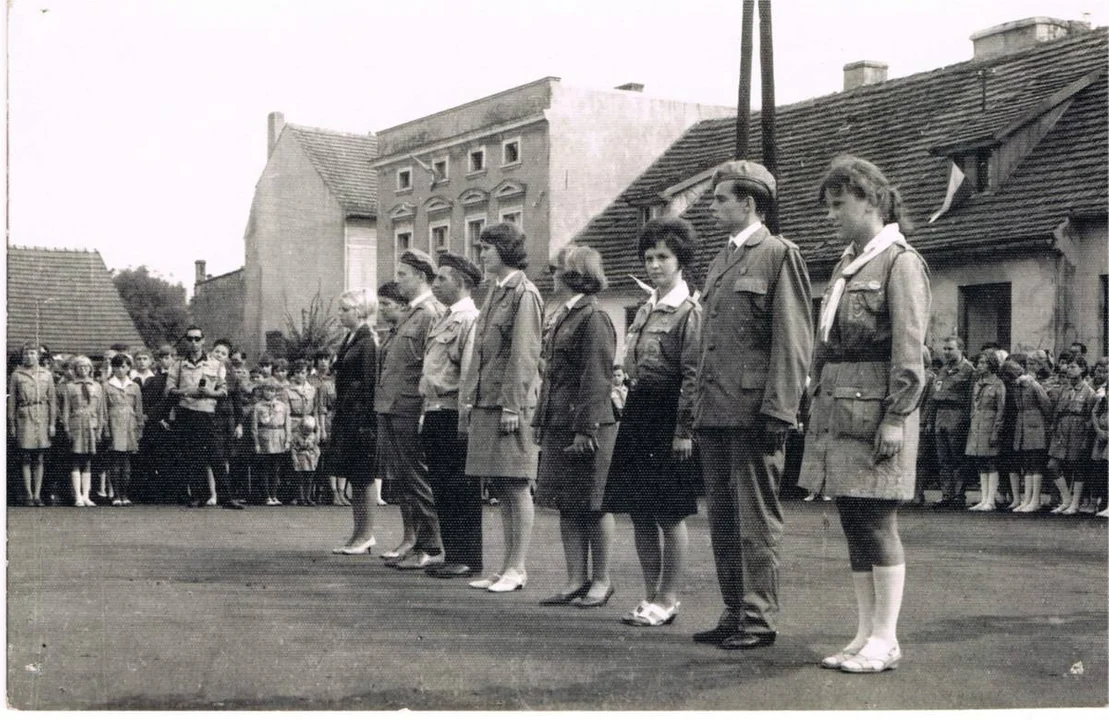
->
[871, 563, 905, 646]
[849, 571, 875, 650]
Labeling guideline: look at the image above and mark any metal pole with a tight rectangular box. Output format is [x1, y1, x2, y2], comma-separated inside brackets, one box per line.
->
[735, 0, 755, 159]
[759, 0, 779, 234]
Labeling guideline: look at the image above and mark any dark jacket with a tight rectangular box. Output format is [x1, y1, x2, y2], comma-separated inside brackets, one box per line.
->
[374, 295, 444, 417]
[534, 295, 616, 437]
[332, 324, 378, 448]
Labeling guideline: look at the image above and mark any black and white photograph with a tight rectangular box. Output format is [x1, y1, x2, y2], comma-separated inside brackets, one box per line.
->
[4, 0, 1107, 713]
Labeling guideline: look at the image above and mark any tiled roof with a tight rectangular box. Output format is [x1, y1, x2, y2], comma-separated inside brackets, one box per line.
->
[287, 125, 379, 217]
[7, 247, 146, 355]
[576, 28, 1108, 291]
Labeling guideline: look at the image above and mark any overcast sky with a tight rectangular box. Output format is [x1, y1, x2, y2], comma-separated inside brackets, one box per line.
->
[7, 0, 1106, 295]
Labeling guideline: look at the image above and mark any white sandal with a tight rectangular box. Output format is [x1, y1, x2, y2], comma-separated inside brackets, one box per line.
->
[627, 601, 679, 627]
[840, 644, 901, 673]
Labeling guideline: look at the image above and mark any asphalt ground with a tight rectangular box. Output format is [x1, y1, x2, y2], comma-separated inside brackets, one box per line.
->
[5, 497, 1107, 711]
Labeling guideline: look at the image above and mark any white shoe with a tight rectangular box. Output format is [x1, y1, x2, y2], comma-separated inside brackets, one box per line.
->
[74, 498, 86, 508]
[332, 537, 377, 555]
[83, 497, 97, 507]
[469, 575, 501, 590]
[803, 492, 818, 502]
[487, 569, 527, 593]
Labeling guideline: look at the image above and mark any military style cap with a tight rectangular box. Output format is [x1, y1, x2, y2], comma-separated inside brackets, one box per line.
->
[399, 248, 436, 280]
[711, 159, 777, 200]
[436, 251, 482, 286]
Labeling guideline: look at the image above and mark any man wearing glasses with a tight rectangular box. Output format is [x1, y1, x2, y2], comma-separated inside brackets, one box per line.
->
[166, 326, 245, 509]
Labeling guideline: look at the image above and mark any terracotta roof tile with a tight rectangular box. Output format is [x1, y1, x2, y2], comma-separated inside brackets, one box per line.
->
[287, 125, 379, 216]
[7, 247, 146, 355]
[576, 29, 1108, 290]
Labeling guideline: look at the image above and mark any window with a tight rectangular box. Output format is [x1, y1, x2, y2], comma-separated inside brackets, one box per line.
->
[468, 147, 486, 174]
[502, 137, 521, 166]
[396, 167, 413, 192]
[432, 156, 449, 183]
[958, 282, 1011, 353]
[500, 206, 522, 227]
[395, 220, 413, 266]
[638, 205, 663, 227]
[345, 224, 377, 291]
[466, 216, 487, 262]
[430, 221, 450, 253]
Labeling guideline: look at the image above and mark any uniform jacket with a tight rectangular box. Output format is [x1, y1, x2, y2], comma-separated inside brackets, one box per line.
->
[925, 358, 975, 434]
[284, 381, 319, 436]
[420, 296, 479, 413]
[965, 374, 1006, 457]
[375, 294, 444, 417]
[291, 429, 321, 472]
[103, 376, 144, 452]
[7, 365, 56, 450]
[166, 353, 227, 414]
[534, 295, 617, 436]
[694, 226, 812, 430]
[309, 373, 336, 440]
[464, 270, 543, 414]
[253, 399, 291, 454]
[1010, 375, 1052, 451]
[332, 324, 378, 444]
[623, 286, 701, 439]
[1049, 379, 1095, 461]
[137, 370, 171, 429]
[61, 377, 104, 454]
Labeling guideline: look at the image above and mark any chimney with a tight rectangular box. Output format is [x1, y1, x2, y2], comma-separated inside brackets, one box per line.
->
[615, 82, 644, 92]
[195, 260, 207, 285]
[267, 111, 286, 157]
[843, 60, 888, 91]
[970, 17, 1089, 61]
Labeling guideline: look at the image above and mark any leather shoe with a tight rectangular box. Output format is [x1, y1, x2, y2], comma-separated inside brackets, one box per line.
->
[571, 585, 614, 608]
[426, 563, 475, 578]
[395, 551, 444, 570]
[692, 626, 738, 644]
[539, 582, 592, 606]
[719, 631, 777, 650]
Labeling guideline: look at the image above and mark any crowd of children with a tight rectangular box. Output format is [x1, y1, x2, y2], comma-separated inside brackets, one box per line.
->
[6, 340, 387, 508]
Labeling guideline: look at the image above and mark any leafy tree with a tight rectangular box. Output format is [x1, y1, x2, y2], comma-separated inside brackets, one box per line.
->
[283, 289, 342, 361]
[111, 266, 189, 348]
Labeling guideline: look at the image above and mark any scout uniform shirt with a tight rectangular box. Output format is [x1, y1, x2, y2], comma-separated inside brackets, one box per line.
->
[420, 296, 479, 413]
[7, 364, 56, 450]
[253, 398, 291, 455]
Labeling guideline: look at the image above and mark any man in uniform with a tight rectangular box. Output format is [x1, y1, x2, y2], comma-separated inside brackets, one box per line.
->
[692, 160, 813, 650]
[421, 252, 482, 579]
[376, 249, 447, 569]
[926, 336, 975, 511]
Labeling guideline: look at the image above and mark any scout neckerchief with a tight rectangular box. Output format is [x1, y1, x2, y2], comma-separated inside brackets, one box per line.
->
[817, 223, 904, 343]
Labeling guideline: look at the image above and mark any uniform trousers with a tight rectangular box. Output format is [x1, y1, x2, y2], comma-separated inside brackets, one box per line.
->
[697, 428, 784, 636]
[935, 425, 968, 499]
[421, 410, 482, 571]
[379, 413, 442, 555]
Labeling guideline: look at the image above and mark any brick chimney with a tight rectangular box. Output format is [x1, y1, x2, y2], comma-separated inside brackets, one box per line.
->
[194, 260, 207, 285]
[615, 82, 645, 92]
[970, 17, 1090, 60]
[843, 60, 888, 91]
[267, 111, 286, 157]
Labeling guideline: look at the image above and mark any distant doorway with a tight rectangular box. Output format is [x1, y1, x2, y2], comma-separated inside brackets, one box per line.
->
[959, 282, 1011, 353]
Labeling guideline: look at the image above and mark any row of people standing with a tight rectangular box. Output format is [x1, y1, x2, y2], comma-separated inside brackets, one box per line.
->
[329, 154, 924, 675]
[923, 337, 1108, 516]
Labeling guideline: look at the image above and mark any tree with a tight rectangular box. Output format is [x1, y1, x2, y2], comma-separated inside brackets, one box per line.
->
[111, 266, 189, 348]
[283, 289, 342, 361]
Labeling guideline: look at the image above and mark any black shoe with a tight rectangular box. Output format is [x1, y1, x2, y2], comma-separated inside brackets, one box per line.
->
[426, 563, 476, 578]
[719, 631, 777, 649]
[222, 499, 246, 510]
[693, 626, 738, 645]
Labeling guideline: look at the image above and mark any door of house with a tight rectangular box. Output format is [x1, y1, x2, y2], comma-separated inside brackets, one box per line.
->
[958, 282, 1011, 353]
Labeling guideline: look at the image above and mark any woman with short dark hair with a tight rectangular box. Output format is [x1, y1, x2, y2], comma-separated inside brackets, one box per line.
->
[535, 245, 619, 608]
[601, 218, 702, 626]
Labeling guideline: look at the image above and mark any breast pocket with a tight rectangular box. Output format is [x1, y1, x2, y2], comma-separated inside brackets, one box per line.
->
[733, 276, 770, 316]
[844, 280, 885, 334]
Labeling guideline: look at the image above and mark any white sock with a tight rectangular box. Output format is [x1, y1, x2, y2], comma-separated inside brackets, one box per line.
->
[70, 470, 82, 502]
[848, 571, 875, 651]
[870, 563, 905, 648]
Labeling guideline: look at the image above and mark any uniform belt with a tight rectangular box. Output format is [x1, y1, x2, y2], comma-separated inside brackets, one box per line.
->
[825, 352, 891, 363]
[934, 400, 965, 407]
[18, 401, 47, 407]
[290, 412, 306, 417]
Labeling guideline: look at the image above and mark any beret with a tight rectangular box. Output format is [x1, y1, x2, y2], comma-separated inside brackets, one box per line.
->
[436, 251, 482, 286]
[399, 248, 436, 279]
[711, 159, 777, 200]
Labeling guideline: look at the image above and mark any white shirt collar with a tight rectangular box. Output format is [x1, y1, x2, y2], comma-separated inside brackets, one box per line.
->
[730, 221, 764, 250]
[564, 293, 585, 310]
[496, 270, 522, 288]
[450, 296, 477, 314]
[650, 280, 690, 309]
[408, 290, 434, 308]
[107, 375, 133, 390]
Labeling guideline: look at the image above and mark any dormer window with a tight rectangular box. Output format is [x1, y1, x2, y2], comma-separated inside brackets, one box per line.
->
[638, 205, 664, 228]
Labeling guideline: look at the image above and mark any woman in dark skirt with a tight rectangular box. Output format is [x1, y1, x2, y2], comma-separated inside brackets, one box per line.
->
[535, 245, 619, 608]
[603, 218, 702, 627]
[329, 288, 379, 555]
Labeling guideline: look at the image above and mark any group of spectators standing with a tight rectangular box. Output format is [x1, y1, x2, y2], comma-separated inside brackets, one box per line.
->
[9, 154, 1105, 678]
[916, 339, 1108, 517]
